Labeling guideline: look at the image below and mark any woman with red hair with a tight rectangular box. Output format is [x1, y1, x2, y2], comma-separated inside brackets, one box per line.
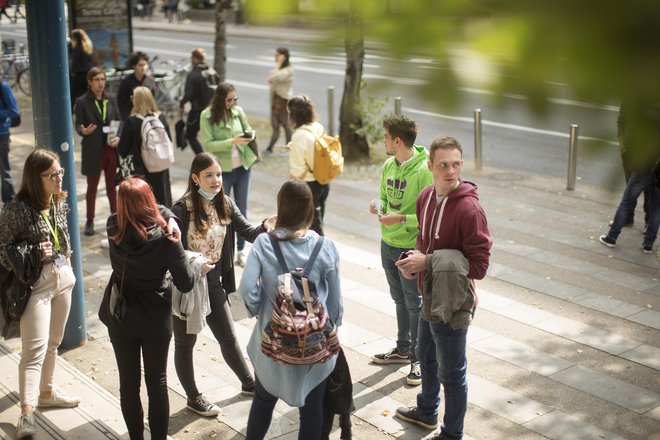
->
[99, 176, 195, 440]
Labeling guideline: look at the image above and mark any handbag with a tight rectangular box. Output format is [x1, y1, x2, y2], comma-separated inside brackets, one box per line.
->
[115, 154, 135, 186]
[175, 119, 187, 150]
[239, 117, 261, 163]
[108, 249, 129, 321]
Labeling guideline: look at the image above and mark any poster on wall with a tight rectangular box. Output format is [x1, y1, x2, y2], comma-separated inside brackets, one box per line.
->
[69, 0, 133, 69]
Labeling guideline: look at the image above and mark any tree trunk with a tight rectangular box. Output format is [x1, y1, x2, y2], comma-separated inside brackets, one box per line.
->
[214, 1, 230, 82]
[339, 6, 369, 161]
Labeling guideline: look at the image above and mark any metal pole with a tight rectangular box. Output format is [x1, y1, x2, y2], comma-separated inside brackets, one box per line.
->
[327, 86, 334, 136]
[27, 0, 87, 348]
[474, 109, 483, 170]
[394, 96, 402, 116]
[567, 124, 579, 190]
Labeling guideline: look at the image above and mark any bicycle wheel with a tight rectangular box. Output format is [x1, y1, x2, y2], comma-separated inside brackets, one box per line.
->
[17, 67, 30, 96]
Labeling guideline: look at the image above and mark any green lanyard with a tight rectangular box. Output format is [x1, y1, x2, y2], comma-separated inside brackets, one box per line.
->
[94, 99, 107, 124]
[40, 205, 60, 252]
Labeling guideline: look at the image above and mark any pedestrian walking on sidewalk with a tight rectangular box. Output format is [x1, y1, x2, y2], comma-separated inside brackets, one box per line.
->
[266, 47, 293, 154]
[368, 115, 432, 386]
[99, 176, 195, 440]
[180, 48, 218, 155]
[395, 136, 492, 440]
[600, 98, 660, 254]
[239, 179, 343, 440]
[171, 152, 276, 417]
[200, 82, 258, 267]
[0, 150, 80, 439]
[118, 86, 173, 207]
[286, 95, 331, 235]
[0, 0, 14, 23]
[0, 79, 18, 205]
[116, 51, 157, 121]
[74, 67, 121, 237]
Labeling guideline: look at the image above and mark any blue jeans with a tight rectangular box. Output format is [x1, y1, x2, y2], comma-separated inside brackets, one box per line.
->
[606, 171, 660, 248]
[417, 318, 468, 440]
[246, 376, 327, 440]
[381, 240, 421, 361]
[0, 134, 15, 204]
[222, 166, 251, 251]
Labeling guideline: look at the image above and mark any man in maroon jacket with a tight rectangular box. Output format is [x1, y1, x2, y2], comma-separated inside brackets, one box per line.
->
[394, 135, 492, 440]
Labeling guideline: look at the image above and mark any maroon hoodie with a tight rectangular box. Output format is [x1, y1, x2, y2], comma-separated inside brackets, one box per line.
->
[415, 180, 492, 297]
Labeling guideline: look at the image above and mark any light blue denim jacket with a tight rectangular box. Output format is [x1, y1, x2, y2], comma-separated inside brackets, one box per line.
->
[238, 230, 342, 407]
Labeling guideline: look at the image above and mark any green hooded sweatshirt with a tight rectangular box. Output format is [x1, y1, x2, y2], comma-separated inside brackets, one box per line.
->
[379, 145, 433, 248]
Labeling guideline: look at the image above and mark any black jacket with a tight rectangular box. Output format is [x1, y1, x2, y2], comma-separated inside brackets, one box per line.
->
[171, 195, 265, 294]
[99, 210, 195, 341]
[74, 91, 121, 176]
[180, 63, 213, 111]
[116, 73, 157, 121]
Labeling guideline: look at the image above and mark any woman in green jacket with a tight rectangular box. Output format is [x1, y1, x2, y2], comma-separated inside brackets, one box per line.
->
[200, 82, 257, 266]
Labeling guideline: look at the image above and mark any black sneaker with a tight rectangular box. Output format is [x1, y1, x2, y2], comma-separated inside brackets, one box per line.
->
[186, 394, 219, 417]
[241, 380, 255, 396]
[84, 219, 95, 236]
[642, 244, 654, 254]
[599, 235, 616, 248]
[395, 406, 438, 430]
[371, 348, 411, 364]
[406, 361, 421, 386]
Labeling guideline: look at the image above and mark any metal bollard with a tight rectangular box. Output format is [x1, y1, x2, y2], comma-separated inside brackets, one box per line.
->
[474, 109, 483, 170]
[567, 124, 579, 190]
[327, 86, 335, 136]
[394, 97, 402, 116]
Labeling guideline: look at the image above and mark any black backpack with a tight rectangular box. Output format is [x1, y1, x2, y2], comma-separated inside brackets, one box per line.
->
[200, 67, 220, 107]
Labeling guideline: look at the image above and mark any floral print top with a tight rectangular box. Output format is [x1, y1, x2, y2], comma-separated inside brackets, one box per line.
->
[185, 198, 226, 263]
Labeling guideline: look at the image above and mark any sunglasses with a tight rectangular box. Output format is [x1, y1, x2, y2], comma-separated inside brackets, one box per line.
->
[226, 97, 239, 103]
[41, 169, 65, 181]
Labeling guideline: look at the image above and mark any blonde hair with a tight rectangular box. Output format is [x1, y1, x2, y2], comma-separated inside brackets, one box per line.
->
[130, 86, 160, 116]
[71, 29, 93, 55]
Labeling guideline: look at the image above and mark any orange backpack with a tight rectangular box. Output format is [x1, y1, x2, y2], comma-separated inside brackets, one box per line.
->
[302, 128, 344, 185]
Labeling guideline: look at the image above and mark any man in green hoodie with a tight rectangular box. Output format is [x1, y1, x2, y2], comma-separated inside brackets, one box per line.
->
[369, 115, 433, 386]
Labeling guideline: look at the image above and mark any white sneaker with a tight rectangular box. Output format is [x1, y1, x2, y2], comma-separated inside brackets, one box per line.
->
[100, 238, 110, 249]
[38, 389, 81, 408]
[235, 249, 247, 267]
[16, 412, 35, 438]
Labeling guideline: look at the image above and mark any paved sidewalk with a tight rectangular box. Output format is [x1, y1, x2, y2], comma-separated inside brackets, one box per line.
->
[0, 62, 658, 439]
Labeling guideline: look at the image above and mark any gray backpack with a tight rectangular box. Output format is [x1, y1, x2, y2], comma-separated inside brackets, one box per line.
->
[140, 113, 174, 173]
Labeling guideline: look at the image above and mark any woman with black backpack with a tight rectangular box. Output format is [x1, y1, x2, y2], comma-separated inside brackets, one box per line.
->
[238, 179, 343, 440]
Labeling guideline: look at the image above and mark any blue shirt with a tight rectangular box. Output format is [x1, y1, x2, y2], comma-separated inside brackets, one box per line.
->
[0, 81, 20, 135]
[239, 230, 343, 407]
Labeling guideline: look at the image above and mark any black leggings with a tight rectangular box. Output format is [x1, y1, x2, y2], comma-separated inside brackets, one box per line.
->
[110, 332, 170, 440]
[173, 276, 253, 398]
[307, 180, 330, 236]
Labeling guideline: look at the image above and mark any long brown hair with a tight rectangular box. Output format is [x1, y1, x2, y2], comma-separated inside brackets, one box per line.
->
[274, 180, 314, 241]
[209, 82, 235, 125]
[178, 153, 230, 234]
[15, 149, 67, 210]
[111, 176, 167, 244]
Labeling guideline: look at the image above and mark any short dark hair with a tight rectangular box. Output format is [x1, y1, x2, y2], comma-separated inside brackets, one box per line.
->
[274, 180, 315, 240]
[383, 115, 418, 147]
[127, 51, 149, 69]
[287, 95, 315, 128]
[86, 67, 105, 82]
[429, 136, 463, 163]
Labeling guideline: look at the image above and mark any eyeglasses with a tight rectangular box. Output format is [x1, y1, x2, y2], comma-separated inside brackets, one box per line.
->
[41, 169, 65, 181]
[226, 97, 239, 103]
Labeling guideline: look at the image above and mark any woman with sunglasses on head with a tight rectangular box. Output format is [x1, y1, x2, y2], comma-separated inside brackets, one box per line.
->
[117, 86, 173, 207]
[170, 152, 276, 416]
[200, 82, 259, 267]
[0, 150, 79, 439]
[99, 176, 195, 440]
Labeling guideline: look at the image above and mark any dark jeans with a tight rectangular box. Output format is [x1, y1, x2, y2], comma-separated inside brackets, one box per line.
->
[622, 151, 651, 224]
[109, 332, 171, 440]
[223, 166, 251, 251]
[246, 376, 327, 440]
[0, 133, 15, 204]
[86, 145, 118, 220]
[381, 240, 421, 361]
[173, 272, 253, 398]
[417, 318, 468, 440]
[186, 108, 204, 155]
[267, 95, 291, 150]
[606, 170, 660, 248]
[307, 180, 330, 236]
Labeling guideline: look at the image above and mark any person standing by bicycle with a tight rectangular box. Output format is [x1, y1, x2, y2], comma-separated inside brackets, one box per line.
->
[116, 51, 157, 121]
[0, 78, 19, 205]
[180, 48, 217, 155]
[74, 67, 121, 237]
